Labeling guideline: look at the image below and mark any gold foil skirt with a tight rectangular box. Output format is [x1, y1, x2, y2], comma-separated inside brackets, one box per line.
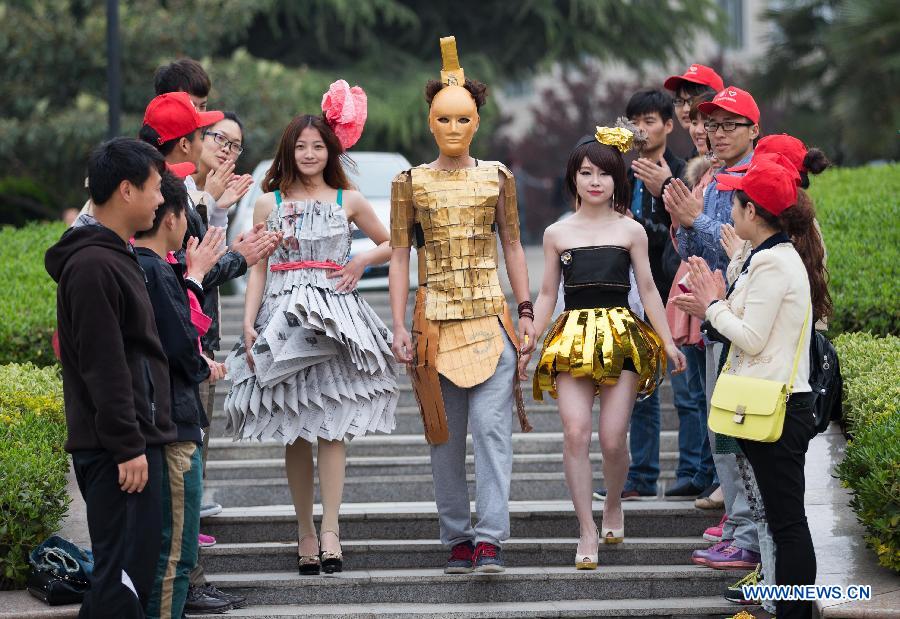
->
[533, 307, 665, 401]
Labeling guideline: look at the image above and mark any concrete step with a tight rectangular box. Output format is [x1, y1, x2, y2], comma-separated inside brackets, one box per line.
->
[200, 501, 722, 543]
[204, 471, 616, 506]
[199, 537, 708, 573]
[188, 597, 753, 618]
[203, 467, 696, 506]
[208, 402, 683, 437]
[204, 565, 745, 606]
[206, 430, 686, 461]
[204, 451, 684, 480]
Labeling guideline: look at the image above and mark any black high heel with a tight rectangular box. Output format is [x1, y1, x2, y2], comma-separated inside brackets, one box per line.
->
[320, 530, 343, 574]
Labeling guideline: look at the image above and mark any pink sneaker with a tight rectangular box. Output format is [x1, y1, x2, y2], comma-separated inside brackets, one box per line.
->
[198, 533, 217, 548]
[703, 513, 727, 542]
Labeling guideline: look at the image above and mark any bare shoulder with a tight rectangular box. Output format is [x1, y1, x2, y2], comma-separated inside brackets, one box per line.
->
[253, 192, 276, 221]
[621, 216, 647, 243]
[542, 221, 566, 250]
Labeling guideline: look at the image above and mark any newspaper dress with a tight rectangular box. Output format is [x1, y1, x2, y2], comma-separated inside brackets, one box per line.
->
[224, 190, 398, 443]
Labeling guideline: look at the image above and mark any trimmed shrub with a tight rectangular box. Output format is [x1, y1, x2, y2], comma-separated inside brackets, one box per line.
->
[833, 332, 900, 573]
[810, 164, 900, 336]
[0, 363, 69, 590]
[0, 221, 64, 366]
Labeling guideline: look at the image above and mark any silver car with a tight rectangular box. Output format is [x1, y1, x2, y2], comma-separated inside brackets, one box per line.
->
[228, 151, 417, 292]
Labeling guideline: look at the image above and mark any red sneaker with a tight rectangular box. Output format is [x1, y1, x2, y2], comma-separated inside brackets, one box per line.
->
[445, 541, 475, 574]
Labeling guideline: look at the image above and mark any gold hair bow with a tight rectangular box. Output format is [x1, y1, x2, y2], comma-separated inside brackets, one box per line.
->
[594, 126, 634, 153]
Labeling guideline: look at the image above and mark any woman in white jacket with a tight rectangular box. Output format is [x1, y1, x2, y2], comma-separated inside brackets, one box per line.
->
[675, 153, 831, 619]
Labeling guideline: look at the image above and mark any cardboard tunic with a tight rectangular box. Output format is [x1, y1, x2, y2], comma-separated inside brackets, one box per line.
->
[391, 163, 531, 444]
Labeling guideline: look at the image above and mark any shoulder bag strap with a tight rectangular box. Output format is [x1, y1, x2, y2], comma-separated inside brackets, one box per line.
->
[787, 303, 812, 395]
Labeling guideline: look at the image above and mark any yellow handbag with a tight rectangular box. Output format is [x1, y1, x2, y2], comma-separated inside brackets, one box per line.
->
[708, 305, 810, 443]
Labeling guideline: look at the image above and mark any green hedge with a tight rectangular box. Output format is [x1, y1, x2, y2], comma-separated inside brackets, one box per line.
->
[0, 221, 64, 366]
[810, 164, 900, 335]
[0, 363, 70, 590]
[833, 332, 900, 573]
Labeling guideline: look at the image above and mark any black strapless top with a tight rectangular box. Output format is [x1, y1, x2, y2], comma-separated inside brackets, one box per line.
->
[561, 246, 631, 311]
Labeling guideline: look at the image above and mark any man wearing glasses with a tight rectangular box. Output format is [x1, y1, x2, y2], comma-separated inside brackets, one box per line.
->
[663, 86, 764, 574]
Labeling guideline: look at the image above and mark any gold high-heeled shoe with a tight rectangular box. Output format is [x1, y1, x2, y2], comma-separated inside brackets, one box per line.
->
[297, 533, 320, 575]
[575, 527, 600, 570]
[320, 530, 343, 574]
[601, 507, 625, 544]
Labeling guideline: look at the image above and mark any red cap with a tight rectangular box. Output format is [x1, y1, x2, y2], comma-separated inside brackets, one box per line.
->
[143, 92, 224, 144]
[728, 134, 807, 176]
[664, 64, 725, 93]
[698, 87, 760, 124]
[715, 154, 800, 216]
[166, 162, 196, 178]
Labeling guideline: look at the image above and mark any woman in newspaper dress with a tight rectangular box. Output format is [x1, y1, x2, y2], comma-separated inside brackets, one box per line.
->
[225, 81, 398, 575]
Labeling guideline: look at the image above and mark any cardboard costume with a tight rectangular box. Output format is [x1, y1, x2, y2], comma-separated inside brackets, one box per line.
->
[390, 37, 531, 445]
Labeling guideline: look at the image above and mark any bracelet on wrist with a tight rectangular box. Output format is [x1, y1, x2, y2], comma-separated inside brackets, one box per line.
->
[517, 300, 534, 319]
[185, 275, 203, 291]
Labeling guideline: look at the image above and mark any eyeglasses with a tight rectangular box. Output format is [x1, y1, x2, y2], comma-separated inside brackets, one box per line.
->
[673, 98, 691, 107]
[203, 130, 243, 156]
[704, 121, 754, 133]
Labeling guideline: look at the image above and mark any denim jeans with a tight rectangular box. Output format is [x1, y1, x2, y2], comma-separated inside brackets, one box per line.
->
[671, 344, 715, 488]
[626, 386, 660, 495]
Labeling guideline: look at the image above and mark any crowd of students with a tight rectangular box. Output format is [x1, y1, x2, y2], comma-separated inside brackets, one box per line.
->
[46, 54, 829, 619]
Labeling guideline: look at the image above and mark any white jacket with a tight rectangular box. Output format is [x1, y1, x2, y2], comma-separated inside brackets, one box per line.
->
[707, 243, 812, 393]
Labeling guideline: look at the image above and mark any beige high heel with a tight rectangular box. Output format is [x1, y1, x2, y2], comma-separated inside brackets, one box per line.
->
[297, 533, 320, 575]
[575, 527, 600, 570]
[601, 507, 625, 544]
[320, 530, 343, 574]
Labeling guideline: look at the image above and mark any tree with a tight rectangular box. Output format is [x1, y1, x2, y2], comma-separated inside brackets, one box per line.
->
[0, 0, 723, 218]
[750, 0, 900, 164]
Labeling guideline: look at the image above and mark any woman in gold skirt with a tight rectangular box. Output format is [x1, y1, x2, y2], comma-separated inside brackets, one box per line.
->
[521, 124, 686, 570]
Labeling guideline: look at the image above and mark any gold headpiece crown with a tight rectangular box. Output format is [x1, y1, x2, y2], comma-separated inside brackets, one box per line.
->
[440, 36, 465, 86]
[594, 126, 634, 154]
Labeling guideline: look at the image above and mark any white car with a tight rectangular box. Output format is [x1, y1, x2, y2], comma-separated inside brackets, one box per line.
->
[228, 151, 417, 292]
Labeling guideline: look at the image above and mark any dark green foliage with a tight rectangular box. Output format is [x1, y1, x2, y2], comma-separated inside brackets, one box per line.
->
[751, 0, 900, 164]
[833, 333, 900, 573]
[0, 364, 69, 590]
[808, 164, 900, 335]
[0, 0, 722, 218]
[0, 221, 65, 366]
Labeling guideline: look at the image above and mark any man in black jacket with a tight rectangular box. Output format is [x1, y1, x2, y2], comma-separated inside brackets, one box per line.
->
[45, 138, 175, 618]
[133, 168, 233, 617]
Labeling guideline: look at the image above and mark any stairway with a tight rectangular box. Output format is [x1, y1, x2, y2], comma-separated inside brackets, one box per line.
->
[196, 292, 742, 618]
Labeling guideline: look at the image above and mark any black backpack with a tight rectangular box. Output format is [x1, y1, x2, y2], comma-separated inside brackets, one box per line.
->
[808, 329, 843, 433]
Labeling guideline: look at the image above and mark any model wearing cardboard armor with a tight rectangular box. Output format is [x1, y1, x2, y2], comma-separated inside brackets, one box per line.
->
[525, 125, 685, 570]
[389, 37, 535, 572]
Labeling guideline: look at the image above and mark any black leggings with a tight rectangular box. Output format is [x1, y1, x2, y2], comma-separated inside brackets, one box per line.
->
[739, 394, 817, 619]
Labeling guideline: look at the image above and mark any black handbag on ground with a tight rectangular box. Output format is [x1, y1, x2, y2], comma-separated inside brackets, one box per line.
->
[26, 567, 89, 606]
[808, 329, 843, 433]
[26, 535, 92, 606]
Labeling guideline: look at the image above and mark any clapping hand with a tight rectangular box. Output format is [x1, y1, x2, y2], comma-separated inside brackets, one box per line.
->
[720, 223, 744, 258]
[186, 227, 226, 281]
[663, 178, 704, 228]
[632, 157, 672, 198]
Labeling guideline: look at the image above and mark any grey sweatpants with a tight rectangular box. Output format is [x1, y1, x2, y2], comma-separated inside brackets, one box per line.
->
[430, 331, 516, 548]
[706, 342, 759, 554]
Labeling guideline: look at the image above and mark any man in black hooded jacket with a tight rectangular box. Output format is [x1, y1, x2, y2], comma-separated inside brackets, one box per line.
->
[45, 138, 175, 619]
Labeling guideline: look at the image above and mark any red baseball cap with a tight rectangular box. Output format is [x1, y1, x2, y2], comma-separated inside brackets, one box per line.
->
[728, 134, 807, 176]
[664, 64, 725, 93]
[166, 162, 196, 178]
[143, 92, 224, 144]
[699, 86, 760, 124]
[715, 154, 800, 216]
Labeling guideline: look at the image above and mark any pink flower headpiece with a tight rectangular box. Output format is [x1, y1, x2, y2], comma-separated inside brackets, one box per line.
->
[321, 79, 367, 150]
